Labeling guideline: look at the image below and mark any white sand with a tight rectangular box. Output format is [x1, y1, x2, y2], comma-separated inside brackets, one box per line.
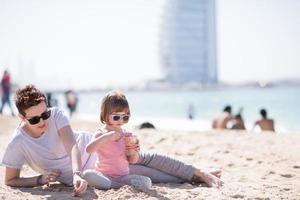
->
[0, 116, 300, 199]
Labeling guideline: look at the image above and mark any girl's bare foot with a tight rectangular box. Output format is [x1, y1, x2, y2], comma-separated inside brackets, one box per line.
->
[210, 169, 222, 178]
[191, 169, 223, 188]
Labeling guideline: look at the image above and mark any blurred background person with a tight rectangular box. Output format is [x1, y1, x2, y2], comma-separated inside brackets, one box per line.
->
[46, 92, 58, 108]
[0, 70, 14, 116]
[253, 108, 275, 132]
[212, 105, 232, 129]
[65, 90, 78, 117]
[231, 107, 246, 130]
[187, 103, 195, 120]
[231, 114, 246, 130]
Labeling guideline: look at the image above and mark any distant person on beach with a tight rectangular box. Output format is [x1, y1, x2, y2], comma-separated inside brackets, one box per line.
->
[212, 105, 232, 129]
[231, 107, 246, 130]
[138, 122, 155, 129]
[1, 85, 222, 197]
[187, 103, 195, 120]
[253, 108, 275, 132]
[46, 92, 58, 108]
[84, 90, 152, 191]
[231, 114, 246, 130]
[0, 70, 14, 116]
[65, 90, 78, 116]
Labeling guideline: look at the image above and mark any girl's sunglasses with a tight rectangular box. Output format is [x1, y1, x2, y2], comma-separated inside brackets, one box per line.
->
[110, 114, 130, 122]
[26, 110, 51, 125]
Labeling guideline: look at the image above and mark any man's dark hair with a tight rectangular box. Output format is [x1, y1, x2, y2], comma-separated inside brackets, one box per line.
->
[234, 114, 242, 120]
[223, 105, 232, 113]
[15, 85, 46, 116]
[260, 109, 267, 118]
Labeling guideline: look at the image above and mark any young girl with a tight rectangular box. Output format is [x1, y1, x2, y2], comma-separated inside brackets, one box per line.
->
[83, 90, 152, 191]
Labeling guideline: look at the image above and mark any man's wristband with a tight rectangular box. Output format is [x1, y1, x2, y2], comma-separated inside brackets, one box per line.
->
[36, 175, 43, 185]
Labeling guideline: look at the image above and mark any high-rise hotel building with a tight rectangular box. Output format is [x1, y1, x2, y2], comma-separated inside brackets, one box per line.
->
[160, 0, 218, 85]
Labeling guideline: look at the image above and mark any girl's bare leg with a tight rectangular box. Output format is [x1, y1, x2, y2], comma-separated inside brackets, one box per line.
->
[137, 152, 223, 187]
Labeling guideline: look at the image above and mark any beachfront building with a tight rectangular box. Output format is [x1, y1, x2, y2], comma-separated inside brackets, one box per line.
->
[160, 0, 218, 86]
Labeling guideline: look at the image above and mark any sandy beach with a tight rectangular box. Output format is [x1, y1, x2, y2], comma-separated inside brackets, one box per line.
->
[0, 115, 299, 200]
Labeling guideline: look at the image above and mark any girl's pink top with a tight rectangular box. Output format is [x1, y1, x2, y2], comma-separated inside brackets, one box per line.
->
[95, 131, 132, 177]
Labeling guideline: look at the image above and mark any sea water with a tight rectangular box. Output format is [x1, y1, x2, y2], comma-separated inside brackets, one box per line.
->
[48, 86, 300, 133]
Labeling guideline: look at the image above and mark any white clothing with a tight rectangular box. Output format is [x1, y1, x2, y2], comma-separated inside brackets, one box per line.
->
[1, 107, 96, 185]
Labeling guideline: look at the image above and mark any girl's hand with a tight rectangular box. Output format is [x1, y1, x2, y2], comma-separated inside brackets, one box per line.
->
[109, 131, 122, 141]
[125, 137, 140, 163]
[125, 138, 140, 152]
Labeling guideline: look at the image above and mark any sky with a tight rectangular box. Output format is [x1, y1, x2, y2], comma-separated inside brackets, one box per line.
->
[218, 0, 300, 83]
[0, 0, 300, 90]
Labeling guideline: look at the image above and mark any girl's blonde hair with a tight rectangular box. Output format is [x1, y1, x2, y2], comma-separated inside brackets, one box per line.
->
[100, 90, 130, 124]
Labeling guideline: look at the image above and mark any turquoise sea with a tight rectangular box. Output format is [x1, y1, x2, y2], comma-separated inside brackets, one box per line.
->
[48, 86, 300, 133]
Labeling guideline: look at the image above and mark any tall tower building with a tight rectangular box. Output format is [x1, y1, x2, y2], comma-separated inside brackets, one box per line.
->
[160, 0, 218, 85]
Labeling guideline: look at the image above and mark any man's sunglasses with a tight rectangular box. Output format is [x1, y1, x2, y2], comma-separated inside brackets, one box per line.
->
[110, 114, 130, 122]
[26, 110, 51, 125]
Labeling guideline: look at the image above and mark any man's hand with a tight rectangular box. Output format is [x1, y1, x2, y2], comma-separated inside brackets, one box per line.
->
[40, 169, 61, 184]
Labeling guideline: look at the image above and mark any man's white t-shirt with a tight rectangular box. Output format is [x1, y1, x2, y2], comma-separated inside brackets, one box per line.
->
[1, 107, 96, 185]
